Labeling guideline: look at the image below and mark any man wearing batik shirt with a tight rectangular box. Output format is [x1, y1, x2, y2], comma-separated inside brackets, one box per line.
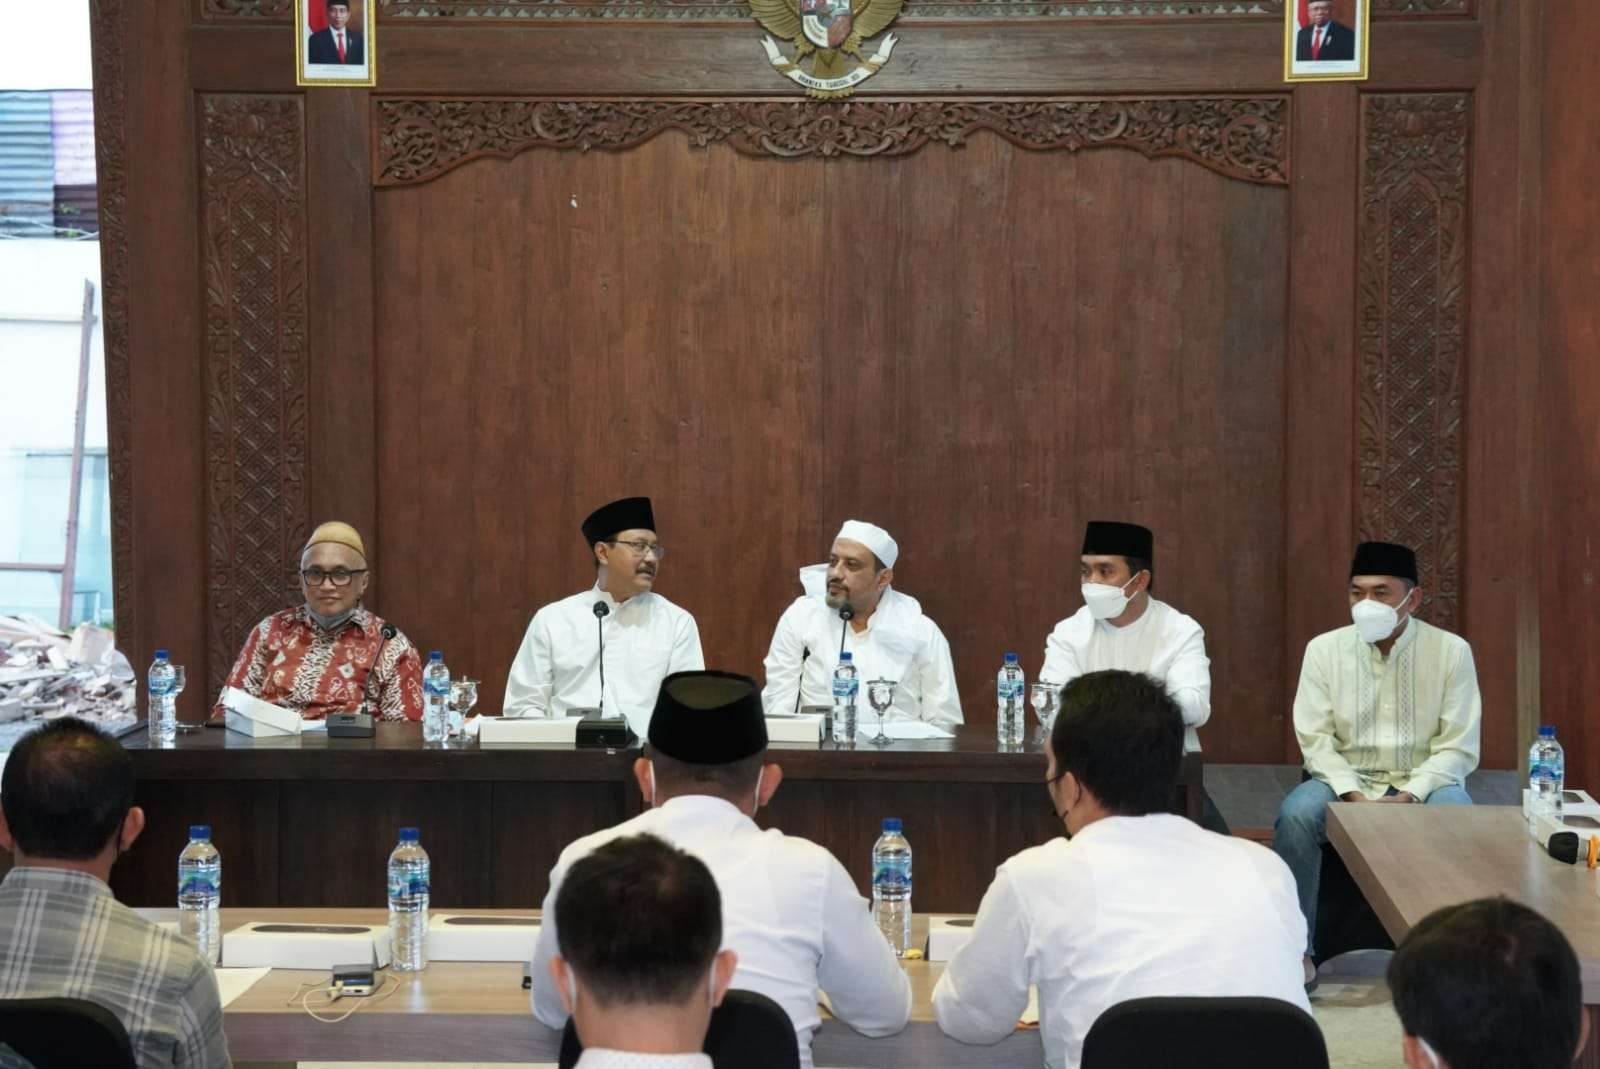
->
[212, 521, 423, 722]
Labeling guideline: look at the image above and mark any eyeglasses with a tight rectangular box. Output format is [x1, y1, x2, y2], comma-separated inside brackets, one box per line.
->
[609, 539, 666, 559]
[301, 567, 368, 587]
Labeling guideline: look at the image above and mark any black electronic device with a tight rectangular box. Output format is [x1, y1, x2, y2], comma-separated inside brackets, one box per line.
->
[327, 623, 398, 739]
[575, 713, 635, 749]
[331, 963, 376, 996]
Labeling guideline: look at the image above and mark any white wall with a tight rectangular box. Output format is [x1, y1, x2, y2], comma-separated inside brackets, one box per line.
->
[0, 240, 106, 453]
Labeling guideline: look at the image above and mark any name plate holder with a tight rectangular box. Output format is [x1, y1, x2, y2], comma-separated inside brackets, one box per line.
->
[428, 914, 542, 962]
[221, 687, 302, 738]
[764, 713, 825, 744]
[221, 921, 390, 970]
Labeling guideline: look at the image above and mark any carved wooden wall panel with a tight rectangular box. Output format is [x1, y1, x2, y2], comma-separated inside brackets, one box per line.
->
[375, 97, 1287, 186]
[201, 0, 1469, 21]
[1356, 92, 1469, 629]
[199, 94, 311, 696]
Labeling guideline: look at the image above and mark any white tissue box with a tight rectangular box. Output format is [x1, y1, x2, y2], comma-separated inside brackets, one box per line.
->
[428, 914, 541, 962]
[926, 915, 977, 962]
[764, 714, 824, 744]
[1522, 788, 1600, 819]
[479, 716, 578, 745]
[221, 921, 390, 970]
[221, 687, 302, 737]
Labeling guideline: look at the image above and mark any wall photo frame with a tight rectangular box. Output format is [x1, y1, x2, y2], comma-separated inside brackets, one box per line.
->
[1284, 0, 1369, 84]
[296, 0, 376, 88]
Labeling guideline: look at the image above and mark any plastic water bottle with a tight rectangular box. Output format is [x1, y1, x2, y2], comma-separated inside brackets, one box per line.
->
[996, 652, 1025, 747]
[387, 827, 430, 972]
[831, 652, 858, 743]
[871, 818, 912, 956]
[422, 652, 449, 744]
[1529, 725, 1565, 827]
[177, 825, 221, 966]
[148, 650, 177, 745]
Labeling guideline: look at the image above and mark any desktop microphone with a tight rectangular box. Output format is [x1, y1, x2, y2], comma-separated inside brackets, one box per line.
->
[836, 605, 854, 662]
[792, 645, 811, 715]
[1532, 812, 1598, 866]
[592, 601, 610, 717]
[328, 623, 397, 738]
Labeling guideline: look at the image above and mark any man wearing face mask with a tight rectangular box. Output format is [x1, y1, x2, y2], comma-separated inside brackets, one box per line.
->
[1273, 540, 1480, 988]
[1040, 520, 1224, 829]
[760, 520, 962, 727]
[933, 671, 1307, 1069]
[531, 671, 911, 1068]
[212, 521, 423, 722]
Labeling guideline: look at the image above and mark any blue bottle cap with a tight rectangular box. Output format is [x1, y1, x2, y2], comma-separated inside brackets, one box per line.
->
[154, 649, 169, 659]
[429, 651, 443, 661]
[1003, 652, 1019, 663]
[189, 825, 211, 840]
[399, 827, 420, 842]
[1539, 724, 1556, 736]
[882, 818, 903, 833]
[839, 652, 853, 662]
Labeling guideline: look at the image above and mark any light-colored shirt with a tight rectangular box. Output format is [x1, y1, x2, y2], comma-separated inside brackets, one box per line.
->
[212, 605, 423, 722]
[574, 1051, 712, 1069]
[0, 867, 230, 1069]
[503, 585, 704, 737]
[532, 796, 911, 1069]
[932, 815, 1308, 1069]
[760, 588, 963, 727]
[1040, 597, 1211, 751]
[1294, 617, 1481, 800]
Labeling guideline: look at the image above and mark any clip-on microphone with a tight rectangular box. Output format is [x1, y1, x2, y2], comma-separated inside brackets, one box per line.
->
[327, 623, 396, 738]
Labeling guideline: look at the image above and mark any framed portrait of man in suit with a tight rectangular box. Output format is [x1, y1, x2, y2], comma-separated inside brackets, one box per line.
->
[297, 0, 376, 87]
[1284, 0, 1368, 83]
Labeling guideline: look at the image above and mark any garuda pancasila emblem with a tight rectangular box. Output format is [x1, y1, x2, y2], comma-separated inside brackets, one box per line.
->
[752, 0, 903, 99]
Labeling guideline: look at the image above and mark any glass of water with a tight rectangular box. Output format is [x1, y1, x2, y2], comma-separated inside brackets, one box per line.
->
[170, 665, 202, 733]
[866, 679, 896, 746]
[448, 678, 478, 740]
[1029, 681, 1060, 744]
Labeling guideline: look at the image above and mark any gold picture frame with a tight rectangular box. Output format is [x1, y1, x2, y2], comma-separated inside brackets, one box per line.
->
[296, 0, 377, 88]
[1284, 0, 1369, 84]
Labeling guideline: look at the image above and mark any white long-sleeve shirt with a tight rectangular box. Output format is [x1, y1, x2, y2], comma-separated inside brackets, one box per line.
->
[1294, 617, 1481, 800]
[932, 815, 1309, 1069]
[531, 796, 911, 1069]
[1040, 597, 1211, 751]
[502, 585, 703, 737]
[759, 587, 963, 727]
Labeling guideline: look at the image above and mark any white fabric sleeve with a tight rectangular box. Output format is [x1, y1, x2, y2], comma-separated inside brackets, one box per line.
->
[1166, 622, 1212, 730]
[1293, 638, 1363, 798]
[529, 866, 568, 1028]
[670, 610, 706, 673]
[503, 614, 555, 719]
[916, 622, 964, 727]
[760, 603, 809, 716]
[932, 866, 1031, 1046]
[815, 858, 912, 1037]
[1401, 640, 1482, 800]
[1040, 621, 1081, 689]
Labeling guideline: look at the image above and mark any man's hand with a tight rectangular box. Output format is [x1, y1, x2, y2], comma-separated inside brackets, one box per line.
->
[1376, 791, 1417, 804]
[1339, 791, 1367, 802]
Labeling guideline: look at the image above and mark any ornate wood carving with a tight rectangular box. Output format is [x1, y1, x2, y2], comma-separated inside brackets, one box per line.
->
[200, 94, 311, 696]
[90, 0, 136, 662]
[203, 0, 1467, 22]
[376, 97, 1287, 186]
[1356, 92, 1469, 629]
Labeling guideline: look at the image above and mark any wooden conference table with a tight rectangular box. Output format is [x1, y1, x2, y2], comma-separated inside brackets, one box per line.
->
[1328, 804, 1600, 1069]
[145, 908, 1042, 1068]
[106, 722, 1203, 914]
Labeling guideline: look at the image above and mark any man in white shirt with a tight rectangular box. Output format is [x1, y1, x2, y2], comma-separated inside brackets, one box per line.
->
[546, 833, 737, 1069]
[504, 497, 704, 737]
[1040, 520, 1225, 831]
[532, 670, 912, 1068]
[1274, 540, 1478, 985]
[932, 670, 1308, 1069]
[760, 520, 962, 728]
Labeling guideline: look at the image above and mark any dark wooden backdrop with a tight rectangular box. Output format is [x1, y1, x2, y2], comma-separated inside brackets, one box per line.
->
[90, 0, 1600, 775]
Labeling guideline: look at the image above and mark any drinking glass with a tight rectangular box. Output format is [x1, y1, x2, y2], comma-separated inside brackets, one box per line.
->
[170, 665, 202, 734]
[866, 679, 896, 746]
[1029, 681, 1060, 744]
[448, 678, 478, 740]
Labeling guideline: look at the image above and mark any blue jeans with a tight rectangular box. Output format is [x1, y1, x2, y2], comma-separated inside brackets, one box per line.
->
[1272, 778, 1472, 956]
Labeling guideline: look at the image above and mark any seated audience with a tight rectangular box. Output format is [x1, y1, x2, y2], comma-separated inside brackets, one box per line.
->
[1388, 897, 1588, 1069]
[548, 833, 737, 1069]
[532, 670, 911, 1068]
[932, 669, 1307, 1069]
[0, 717, 230, 1068]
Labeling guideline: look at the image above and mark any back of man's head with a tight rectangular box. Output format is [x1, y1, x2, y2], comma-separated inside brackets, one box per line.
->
[1049, 670, 1182, 816]
[647, 748, 765, 804]
[1389, 897, 1583, 1069]
[1, 717, 134, 860]
[556, 833, 723, 1008]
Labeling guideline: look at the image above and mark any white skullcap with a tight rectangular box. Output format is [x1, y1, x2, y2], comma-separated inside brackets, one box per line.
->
[835, 520, 898, 569]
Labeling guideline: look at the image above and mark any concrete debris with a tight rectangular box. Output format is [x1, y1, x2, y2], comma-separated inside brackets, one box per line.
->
[0, 615, 136, 738]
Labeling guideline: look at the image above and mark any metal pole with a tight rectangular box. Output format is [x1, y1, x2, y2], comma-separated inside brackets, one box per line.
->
[58, 279, 96, 631]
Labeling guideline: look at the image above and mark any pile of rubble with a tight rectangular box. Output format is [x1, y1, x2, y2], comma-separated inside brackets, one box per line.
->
[0, 615, 136, 736]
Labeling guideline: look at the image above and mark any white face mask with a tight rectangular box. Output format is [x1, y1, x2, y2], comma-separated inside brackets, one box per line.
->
[1351, 595, 1408, 643]
[1081, 575, 1139, 620]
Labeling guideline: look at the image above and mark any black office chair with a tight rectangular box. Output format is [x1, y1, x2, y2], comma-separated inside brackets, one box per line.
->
[1081, 996, 1329, 1069]
[0, 996, 137, 1069]
[559, 988, 800, 1069]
